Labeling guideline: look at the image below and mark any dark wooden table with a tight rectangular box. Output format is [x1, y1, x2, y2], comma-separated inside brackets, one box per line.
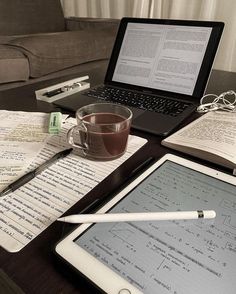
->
[0, 66, 235, 294]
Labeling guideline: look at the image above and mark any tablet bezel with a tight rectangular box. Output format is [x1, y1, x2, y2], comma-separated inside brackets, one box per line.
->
[55, 153, 236, 294]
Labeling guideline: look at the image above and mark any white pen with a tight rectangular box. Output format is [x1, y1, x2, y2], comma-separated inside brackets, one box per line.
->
[57, 210, 216, 224]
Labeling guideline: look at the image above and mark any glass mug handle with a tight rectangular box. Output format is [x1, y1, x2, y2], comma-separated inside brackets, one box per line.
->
[67, 123, 88, 151]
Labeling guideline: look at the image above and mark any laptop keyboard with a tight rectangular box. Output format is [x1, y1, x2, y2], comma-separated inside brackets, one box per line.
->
[85, 86, 192, 117]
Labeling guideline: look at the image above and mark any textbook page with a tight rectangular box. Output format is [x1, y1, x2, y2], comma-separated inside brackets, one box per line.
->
[0, 118, 147, 252]
[162, 112, 236, 169]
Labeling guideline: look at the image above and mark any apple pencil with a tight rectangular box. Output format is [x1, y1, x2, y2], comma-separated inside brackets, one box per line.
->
[57, 210, 216, 224]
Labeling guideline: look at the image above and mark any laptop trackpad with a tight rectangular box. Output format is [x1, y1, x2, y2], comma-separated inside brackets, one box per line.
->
[132, 111, 174, 136]
[127, 106, 143, 119]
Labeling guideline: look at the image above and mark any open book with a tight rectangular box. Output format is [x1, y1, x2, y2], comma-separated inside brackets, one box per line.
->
[161, 111, 236, 171]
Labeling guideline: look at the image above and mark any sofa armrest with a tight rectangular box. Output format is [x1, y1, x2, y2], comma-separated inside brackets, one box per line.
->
[65, 17, 120, 32]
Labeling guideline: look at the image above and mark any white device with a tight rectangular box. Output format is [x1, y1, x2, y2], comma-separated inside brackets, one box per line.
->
[57, 210, 216, 224]
[197, 90, 236, 113]
[55, 154, 236, 294]
[35, 76, 90, 103]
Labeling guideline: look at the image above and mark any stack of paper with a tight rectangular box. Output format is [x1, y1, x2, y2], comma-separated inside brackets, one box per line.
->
[0, 111, 147, 252]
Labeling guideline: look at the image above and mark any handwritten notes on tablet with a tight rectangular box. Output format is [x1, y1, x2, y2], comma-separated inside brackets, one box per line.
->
[0, 117, 147, 252]
[76, 160, 236, 294]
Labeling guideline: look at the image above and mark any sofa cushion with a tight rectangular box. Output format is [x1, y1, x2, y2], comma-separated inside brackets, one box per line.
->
[0, 36, 19, 45]
[66, 17, 120, 32]
[0, 45, 29, 83]
[8, 28, 117, 78]
[0, 0, 65, 35]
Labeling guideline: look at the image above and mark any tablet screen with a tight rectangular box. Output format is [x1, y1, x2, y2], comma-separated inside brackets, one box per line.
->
[74, 160, 236, 293]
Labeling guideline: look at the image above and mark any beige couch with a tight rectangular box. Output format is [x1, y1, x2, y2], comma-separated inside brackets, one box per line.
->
[0, 0, 119, 90]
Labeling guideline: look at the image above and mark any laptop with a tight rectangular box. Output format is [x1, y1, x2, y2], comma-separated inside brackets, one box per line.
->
[54, 18, 224, 136]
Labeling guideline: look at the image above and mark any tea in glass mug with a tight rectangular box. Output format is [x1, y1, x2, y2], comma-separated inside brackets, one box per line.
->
[67, 103, 132, 160]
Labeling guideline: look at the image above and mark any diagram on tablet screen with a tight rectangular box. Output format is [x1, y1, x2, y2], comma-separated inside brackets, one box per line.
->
[77, 160, 236, 294]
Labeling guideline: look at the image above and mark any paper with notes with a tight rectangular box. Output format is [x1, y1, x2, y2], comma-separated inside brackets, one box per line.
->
[0, 110, 68, 191]
[75, 160, 236, 294]
[0, 117, 147, 252]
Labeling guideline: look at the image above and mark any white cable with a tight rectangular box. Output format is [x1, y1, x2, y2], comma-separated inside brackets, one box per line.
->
[197, 90, 236, 113]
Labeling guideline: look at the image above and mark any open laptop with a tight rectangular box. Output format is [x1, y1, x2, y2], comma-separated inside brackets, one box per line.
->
[54, 18, 224, 136]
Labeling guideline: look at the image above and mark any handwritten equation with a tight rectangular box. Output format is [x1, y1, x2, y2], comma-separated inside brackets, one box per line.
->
[77, 160, 236, 293]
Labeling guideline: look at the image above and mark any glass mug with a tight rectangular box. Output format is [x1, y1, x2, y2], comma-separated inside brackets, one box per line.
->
[67, 103, 132, 160]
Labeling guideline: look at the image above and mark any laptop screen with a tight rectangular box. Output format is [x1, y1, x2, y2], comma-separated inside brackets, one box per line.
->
[112, 23, 212, 95]
[106, 18, 224, 99]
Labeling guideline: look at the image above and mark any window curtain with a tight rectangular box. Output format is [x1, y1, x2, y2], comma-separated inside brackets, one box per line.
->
[61, 0, 152, 18]
[61, 0, 236, 72]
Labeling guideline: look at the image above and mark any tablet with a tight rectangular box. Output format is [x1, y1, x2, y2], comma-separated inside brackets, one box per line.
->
[55, 154, 236, 294]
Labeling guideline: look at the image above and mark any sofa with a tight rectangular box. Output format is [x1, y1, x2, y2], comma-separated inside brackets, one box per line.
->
[0, 0, 120, 90]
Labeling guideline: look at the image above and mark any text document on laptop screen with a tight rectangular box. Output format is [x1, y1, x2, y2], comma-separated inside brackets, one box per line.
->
[112, 23, 212, 95]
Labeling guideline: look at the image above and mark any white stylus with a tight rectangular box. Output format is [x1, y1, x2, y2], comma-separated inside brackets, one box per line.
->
[57, 210, 216, 224]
